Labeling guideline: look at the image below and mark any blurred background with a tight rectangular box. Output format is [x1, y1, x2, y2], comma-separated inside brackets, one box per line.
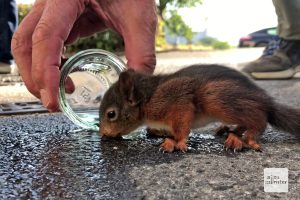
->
[0, 0, 279, 105]
[2, 2, 300, 199]
[17, 0, 277, 52]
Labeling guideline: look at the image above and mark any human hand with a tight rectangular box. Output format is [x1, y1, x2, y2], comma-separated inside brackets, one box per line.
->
[11, 0, 157, 112]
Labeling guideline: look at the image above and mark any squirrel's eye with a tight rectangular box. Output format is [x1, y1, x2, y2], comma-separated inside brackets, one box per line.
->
[107, 111, 116, 119]
[106, 107, 118, 121]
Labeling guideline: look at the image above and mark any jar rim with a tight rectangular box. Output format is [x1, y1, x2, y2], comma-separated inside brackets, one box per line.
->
[58, 49, 126, 131]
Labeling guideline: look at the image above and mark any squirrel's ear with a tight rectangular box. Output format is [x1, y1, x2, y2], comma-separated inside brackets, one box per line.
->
[118, 70, 139, 106]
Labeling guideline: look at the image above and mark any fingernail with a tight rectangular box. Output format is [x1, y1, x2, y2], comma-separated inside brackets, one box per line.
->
[65, 77, 75, 94]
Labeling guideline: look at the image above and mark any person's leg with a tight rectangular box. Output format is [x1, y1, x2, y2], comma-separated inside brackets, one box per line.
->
[273, 0, 300, 40]
[241, 0, 300, 79]
[0, 0, 18, 73]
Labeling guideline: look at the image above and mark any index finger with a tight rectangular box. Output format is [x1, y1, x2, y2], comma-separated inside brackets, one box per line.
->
[31, 0, 86, 111]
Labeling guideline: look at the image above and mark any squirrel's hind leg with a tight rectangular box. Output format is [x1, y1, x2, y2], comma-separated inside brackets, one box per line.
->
[224, 132, 245, 151]
[223, 125, 247, 151]
[241, 114, 267, 151]
[222, 126, 265, 151]
[220, 110, 267, 151]
[242, 128, 265, 151]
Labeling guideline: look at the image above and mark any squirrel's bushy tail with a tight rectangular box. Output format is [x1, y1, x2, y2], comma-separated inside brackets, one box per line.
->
[268, 102, 300, 136]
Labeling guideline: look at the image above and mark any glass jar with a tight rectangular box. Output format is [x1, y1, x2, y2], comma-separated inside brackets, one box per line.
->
[58, 49, 126, 131]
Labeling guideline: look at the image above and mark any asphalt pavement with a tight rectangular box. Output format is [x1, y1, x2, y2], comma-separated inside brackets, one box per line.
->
[0, 48, 300, 199]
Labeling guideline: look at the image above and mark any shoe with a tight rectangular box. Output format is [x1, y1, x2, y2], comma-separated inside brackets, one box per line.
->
[0, 61, 19, 75]
[0, 62, 11, 74]
[241, 38, 300, 79]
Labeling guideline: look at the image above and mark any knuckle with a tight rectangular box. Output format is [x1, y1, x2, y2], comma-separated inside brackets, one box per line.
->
[11, 31, 28, 55]
[143, 55, 156, 68]
[32, 22, 52, 45]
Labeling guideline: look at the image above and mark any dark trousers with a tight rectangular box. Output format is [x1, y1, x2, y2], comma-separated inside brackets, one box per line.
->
[0, 0, 18, 64]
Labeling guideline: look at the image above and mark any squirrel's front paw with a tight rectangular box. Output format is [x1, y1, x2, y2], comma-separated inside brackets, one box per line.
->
[160, 138, 176, 152]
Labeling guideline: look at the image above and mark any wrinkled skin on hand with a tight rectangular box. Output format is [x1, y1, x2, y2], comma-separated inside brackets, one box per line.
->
[11, 0, 157, 112]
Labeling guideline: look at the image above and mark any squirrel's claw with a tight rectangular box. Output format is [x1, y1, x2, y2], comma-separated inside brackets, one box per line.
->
[160, 138, 176, 153]
[224, 132, 243, 151]
[180, 149, 187, 153]
[159, 147, 167, 153]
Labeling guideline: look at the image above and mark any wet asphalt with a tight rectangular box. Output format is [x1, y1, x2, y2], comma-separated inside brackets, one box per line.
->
[1, 79, 300, 200]
[1, 49, 300, 199]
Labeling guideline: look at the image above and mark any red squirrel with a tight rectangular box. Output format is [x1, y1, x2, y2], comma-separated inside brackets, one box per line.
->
[99, 64, 300, 152]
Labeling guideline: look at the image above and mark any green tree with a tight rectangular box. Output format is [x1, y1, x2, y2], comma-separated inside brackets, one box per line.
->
[156, 0, 202, 20]
[156, 0, 201, 46]
[156, 16, 167, 48]
[165, 10, 193, 45]
[66, 30, 124, 53]
[18, 4, 32, 23]
[198, 37, 231, 50]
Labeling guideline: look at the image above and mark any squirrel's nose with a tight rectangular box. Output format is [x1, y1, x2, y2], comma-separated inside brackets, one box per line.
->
[100, 125, 113, 137]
